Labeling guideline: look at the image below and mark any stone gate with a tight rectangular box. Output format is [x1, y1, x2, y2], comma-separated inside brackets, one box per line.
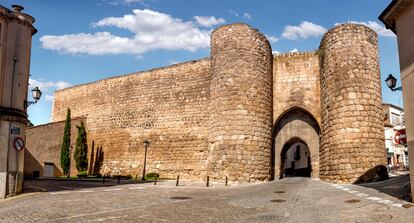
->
[26, 23, 387, 184]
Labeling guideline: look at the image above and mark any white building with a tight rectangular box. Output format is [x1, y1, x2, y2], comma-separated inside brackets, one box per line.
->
[283, 141, 311, 177]
[383, 103, 408, 170]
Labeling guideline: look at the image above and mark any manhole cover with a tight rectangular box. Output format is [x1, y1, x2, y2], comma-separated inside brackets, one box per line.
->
[170, 196, 191, 200]
[273, 191, 286, 194]
[402, 204, 414, 209]
[270, 199, 286, 203]
[345, 199, 361, 203]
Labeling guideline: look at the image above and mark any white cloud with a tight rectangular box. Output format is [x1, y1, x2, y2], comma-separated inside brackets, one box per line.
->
[123, 0, 144, 3]
[229, 10, 239, 17]
[44, 95, 54, 102]
[29, 78, 72, 91]
[28, 78, 72, 102]
[243, 13, 252, 19]
[290, 48, 298, 53]
[55, 81, 72, 90]
[40, 9, 211, 55]
[334, 21, 395, 37]
[282, 21, 327, 40]
[193, 16, 225, 28]
[266, 35, 279, 43]
[229, 10, 251, 19]
[103, 0, 149, 7]
[168, 60, 181, 65]
[272, 50, 280, 55]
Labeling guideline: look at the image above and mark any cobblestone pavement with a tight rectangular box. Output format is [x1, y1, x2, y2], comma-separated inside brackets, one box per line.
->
[1, 177, 414, 223]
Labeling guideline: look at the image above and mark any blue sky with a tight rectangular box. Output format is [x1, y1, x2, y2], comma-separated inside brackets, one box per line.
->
[2, 0, 402, 125]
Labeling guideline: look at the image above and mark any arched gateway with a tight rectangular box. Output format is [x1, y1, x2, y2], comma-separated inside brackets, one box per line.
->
[280, 138, 311, 178]
[26, 23, 387, 184]
[273, 107, 320, 179]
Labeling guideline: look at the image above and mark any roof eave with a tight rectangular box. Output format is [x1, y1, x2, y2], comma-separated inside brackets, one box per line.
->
[378, 0, 400, 34]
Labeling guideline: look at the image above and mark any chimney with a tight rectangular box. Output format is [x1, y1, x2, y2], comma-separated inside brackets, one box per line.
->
[11, 5, 24, 12]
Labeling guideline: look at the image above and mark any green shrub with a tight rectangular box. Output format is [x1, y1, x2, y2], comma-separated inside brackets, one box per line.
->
[145, 172, 159, 180]
[77, 171, 87, 177]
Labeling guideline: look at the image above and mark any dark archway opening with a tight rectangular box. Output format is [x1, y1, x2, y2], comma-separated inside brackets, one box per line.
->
[279, 138, 311, 178]
[271, 107, 320, 180]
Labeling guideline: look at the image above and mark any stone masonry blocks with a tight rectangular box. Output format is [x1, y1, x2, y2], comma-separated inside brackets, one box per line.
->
[319, 24, 387, 183]
[51, 59, 211, 180]
[26, 22, 389, 184]
[208, 24, 273, 182]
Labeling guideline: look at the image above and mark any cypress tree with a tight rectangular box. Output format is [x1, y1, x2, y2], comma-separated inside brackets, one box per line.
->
[74, 121, 88, 173]
[60, 108, 71, 176]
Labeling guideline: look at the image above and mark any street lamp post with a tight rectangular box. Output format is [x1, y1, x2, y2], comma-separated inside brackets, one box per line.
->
[385, 74, 402, 91]
[142, 140, 150, 181]
[25, 86, 42, 108]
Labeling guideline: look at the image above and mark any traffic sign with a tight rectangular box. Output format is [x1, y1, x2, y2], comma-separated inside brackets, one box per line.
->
[13, 137, 25, 151]
[395, 129, 407, 145]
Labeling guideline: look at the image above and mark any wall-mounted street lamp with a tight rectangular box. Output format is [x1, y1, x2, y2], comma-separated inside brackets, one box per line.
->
[385, 74, 402, 91]
[141, 140, 150, 181]
[25, 87, 42, 108]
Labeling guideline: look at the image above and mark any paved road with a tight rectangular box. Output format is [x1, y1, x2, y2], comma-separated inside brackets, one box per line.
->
[1, 177, 413, 222]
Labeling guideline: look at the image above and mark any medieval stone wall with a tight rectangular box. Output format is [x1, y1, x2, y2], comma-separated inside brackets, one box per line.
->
[208, 24, 273, 182]
[272, 52, 321, 124]
[25, 117, 86, 178]
[271, 52, 321, 179]
[319, 24, 387, 183]
[52, 59, 211, 180]
[40, 22, 389, 184]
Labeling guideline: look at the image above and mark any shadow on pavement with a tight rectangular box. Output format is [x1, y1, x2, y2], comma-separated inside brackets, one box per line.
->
[357, 173, 412, 202]
[23, 178, 160, 193]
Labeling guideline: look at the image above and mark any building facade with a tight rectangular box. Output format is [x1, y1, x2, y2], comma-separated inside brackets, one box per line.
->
[0, 5, 36, 198]
[379, 0, 414, 197]
[383, 103, 408, 170]
[282, 142, 311, 177]
[26, 23, 388, 184]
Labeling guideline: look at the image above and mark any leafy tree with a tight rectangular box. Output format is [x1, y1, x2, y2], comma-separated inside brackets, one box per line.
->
[60, 108, 71, 176]
[74, 121, 88, 172]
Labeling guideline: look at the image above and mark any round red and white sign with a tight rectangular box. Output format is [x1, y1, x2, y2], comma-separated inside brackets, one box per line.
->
[395, 129, 407, 145]
[14, 137, 25, 151]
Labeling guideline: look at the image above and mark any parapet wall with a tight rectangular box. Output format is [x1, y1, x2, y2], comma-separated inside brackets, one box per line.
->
[52, 59, 211, 179]
[273, 52, 321, 124]
[25, 117, 86, 178]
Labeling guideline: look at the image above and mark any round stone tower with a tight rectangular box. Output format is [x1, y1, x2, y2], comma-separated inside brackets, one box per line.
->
[208, 23, 273, 182]
[319, 24, 387, 183]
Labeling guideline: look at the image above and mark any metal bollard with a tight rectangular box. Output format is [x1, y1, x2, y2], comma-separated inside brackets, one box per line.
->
[154, 175, 158, 185]
[118, 175, 121, 184]
[206, 176, 210, 187]
[225, 176, 228, 186]
[176, 175, 180, 187]
[102, 175, 105, 184]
